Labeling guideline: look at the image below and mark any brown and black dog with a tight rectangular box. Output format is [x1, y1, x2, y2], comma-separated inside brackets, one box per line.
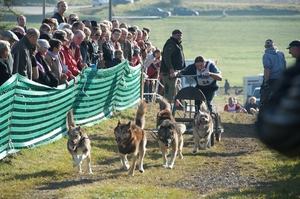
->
[156, 98, 186, 169]
[66, 110, 92, 174]
[114, 100, 147, 176]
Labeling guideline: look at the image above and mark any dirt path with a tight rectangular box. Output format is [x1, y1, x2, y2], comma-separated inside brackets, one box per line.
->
[174, 115, 264, 196]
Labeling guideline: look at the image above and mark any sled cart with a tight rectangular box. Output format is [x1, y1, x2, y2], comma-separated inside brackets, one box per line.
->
[172, 75, 224, 145]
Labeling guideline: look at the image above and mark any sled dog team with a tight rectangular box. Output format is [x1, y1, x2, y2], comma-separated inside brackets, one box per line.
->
[66, 98, 218, 176]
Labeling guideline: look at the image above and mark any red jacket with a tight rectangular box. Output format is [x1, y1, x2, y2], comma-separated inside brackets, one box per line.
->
[61, 45, 80, 76]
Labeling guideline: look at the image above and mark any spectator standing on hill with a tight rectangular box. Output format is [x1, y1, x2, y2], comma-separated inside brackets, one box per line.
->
[257, 40, 300, 156]
[224, 79, 230, 95]
[119, 28, 132, 62]
[45, 39, 68, 85]
[17, 15, 27, 33]
[35, 39, 59, 87]
[287, 40, 300, 59]
[0, 40, 12, 86]
[11, 28, 40, 80]
[0, 30, 19, 73]
[260, 39, 286, 109]
[52, 0, 68, 24]
[161, 29, 186, 102]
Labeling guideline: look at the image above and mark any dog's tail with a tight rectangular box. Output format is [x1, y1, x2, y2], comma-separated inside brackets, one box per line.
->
[135, 100, 147, 129]
[176, 123, 186, 135]
[66, 109, 75, 131]
[157, 97, 171, 111]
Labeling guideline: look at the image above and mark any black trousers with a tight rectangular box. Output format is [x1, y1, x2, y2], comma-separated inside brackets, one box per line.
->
[195, 85, 217, 113]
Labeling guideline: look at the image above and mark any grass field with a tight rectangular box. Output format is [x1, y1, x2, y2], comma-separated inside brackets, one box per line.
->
[0, 104, 300, 198]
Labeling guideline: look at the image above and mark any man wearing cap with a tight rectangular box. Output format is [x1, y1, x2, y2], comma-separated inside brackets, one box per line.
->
[0, 30, 19, 73]
[287, 40, 300, 60]
[161, 29, 186, 102]
[260, 39, 286, 108]
[11, 28, 40, 80]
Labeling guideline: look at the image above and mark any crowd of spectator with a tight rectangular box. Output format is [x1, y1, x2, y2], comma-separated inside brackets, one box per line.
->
[0, 0, 161, 88]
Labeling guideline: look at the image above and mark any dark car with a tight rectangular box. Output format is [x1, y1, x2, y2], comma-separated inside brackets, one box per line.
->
[144, 7, 171, 18]
[173, 7, 199, 16]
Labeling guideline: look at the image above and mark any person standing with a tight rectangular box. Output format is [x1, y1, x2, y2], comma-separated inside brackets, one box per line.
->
[160, 29, 186, 102]
[52, 0, 68, 24]
[17, 15, 27, 33]
[256, 41, 300, 156]
[287, 40, 300, 60]
[0, 40, 12, 85]
[11, 28, 40, 80]
[260, 39, 286, 108]
[224, 79, 230, 95]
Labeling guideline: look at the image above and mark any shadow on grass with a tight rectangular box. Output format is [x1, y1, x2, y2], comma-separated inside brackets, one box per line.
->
[184, 150, 249, 158]
[222, 122, 256, 139]
[7, 170, 66, 181]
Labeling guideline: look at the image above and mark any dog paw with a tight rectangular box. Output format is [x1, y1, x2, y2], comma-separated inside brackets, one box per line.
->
[192, 150, 197, 154]
[128, 171, 134, 176]
[179, 154, 184, 159]
[139, 169, 144, 173]
[162, 164, 168, 168]
[167, 165, 174, 169]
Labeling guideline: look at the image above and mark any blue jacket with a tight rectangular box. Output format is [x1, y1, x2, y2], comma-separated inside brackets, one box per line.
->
[263, 47, 286, 80]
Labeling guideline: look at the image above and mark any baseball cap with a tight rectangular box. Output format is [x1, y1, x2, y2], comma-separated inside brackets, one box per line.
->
[0, 30, 19, 42]
[53, 30, 68, 42]
[264, 39, 274, 48]
[172, 29, 182, 35]
[287, 40, 300, 49]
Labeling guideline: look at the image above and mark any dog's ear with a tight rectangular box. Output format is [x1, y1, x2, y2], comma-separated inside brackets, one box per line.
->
[117, 120, 121, 126]
[77, 126, 82, 136]
[127, 121, 131, 126]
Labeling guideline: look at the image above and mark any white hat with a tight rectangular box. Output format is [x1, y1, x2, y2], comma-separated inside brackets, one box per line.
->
[37, 39, 50, 49]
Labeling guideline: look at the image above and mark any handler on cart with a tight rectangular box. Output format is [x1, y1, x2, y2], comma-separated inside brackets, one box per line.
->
[180, 55, 222, 112]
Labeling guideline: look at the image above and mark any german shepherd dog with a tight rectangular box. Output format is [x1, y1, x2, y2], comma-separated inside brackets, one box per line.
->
[114, 101, 147, 176]
[193, 102, 214, 153]
[156, 98, 186, 169]
[66, 110, 92, 174]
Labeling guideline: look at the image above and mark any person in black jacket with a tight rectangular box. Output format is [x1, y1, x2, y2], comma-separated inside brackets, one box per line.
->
[52, 1, 68, 24]
[34, 39, 59, 87]
[160, 29, 186, 102]
[0, 40, 12, 86]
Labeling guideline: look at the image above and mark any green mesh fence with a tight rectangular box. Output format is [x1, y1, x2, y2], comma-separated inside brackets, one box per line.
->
[0, 61, 141, 160]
